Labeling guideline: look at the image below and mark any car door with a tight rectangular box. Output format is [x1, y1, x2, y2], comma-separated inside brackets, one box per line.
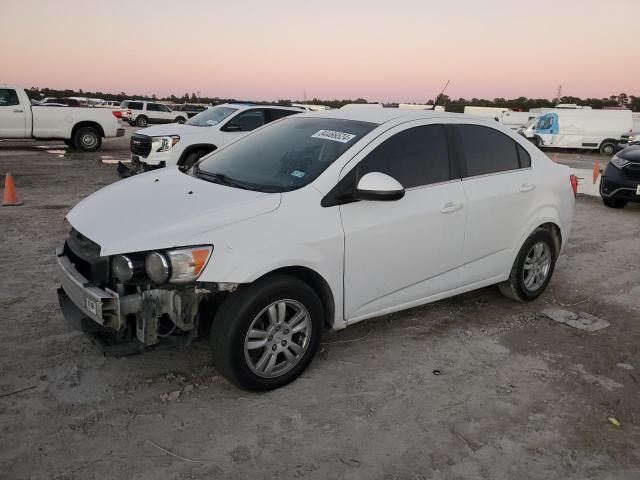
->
[0, 88, 27, 138]
[452, 123, 537, 285]
[339, 122, 467, 321]
[145, 103, 163, 123]
[220, 109, 267, 144]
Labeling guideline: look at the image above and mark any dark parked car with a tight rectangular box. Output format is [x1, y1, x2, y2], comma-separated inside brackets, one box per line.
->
[600, 145, 640, 208]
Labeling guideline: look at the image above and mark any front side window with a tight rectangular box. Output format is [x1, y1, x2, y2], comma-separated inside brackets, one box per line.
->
[268, 109, 300, 122]
[356, 124, 451, 188]
[196, 117, 376, 192]
[536, 115, 554, 130]
[0, 89, 19, 106]
[186, 106, 238, 126]
[223, 109, 266, 132]
[457, 124, 520, 177]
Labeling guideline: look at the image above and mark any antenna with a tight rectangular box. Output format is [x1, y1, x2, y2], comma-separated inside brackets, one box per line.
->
[555, 85, 562, 104]
[431, 80, 451, 110]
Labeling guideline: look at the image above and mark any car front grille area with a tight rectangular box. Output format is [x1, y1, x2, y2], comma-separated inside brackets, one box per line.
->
[130, 134, 152, 157]
[64, 229, 110, 286]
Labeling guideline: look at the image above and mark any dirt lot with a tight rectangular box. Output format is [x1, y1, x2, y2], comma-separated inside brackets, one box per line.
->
[1, 129, 639, 479]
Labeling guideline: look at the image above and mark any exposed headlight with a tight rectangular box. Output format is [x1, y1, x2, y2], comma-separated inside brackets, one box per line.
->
[112, 254, 145, 283]
[610, 155, 630, 170]
[145, 246, 212, 285]
[152, 135, 180, 152]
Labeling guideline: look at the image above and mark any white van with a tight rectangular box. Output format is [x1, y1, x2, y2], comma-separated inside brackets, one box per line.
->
[521, 108, 633, 154]
[463, 106, 509, 119]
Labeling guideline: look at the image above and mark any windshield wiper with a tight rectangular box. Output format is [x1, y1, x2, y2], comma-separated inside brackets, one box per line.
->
[193, 166, 262, 191]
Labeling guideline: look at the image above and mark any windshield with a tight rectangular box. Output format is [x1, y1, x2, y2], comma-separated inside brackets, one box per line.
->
[196, 117, 377, 192]
[186, 106, 238, 126]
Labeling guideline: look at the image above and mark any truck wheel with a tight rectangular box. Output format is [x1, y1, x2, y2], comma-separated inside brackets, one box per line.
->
[210, 274, 324, 391]
[599, 141, 616, 156]
[136, 116, 148, 127]
[73, 127, 102, 152]
[498, 230, 557, 303]
[64, 139, 76, 149]
[603, 197, 627, 208]
[180, 149, 210, 171]
[175, 117, 186, 124]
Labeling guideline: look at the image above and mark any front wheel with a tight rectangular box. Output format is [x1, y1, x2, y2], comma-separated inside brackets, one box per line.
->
[210, 274, 324, 391]
[73, 127, 102, 152]
[499, 230, 557, 302]
[175, 116, 186, 124]
[603, 197, 627, 208]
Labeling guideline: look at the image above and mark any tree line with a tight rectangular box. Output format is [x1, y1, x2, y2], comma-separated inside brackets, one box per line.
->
[25, 87, 638, 111]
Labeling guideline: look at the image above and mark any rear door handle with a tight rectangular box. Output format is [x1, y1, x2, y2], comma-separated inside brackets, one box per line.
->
[13, 109, 23, 113]
[519, 183, 536, 193]
[440, 201, 463, 214]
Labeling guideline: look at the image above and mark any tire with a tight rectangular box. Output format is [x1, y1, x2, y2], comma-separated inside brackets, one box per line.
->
[498, 229, 557, 302]
[175, 117, 186, 124]
[180, 149, 209, 171]
[73, 126, 102, 152]
[599, 141, 616, 156]
[210, 274, 324, 391]
[135, 116, 148, 127]
[63, 139, 75, 148]
[603, 197, 627, 208]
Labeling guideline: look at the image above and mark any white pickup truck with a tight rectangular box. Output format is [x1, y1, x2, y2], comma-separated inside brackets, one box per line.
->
[0, 85, 124, 151]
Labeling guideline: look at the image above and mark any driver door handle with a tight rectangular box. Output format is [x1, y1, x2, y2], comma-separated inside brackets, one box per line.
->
[519, 183, 536, 193]
[440, 201, 463, 214]
[13, 109, 23, 113]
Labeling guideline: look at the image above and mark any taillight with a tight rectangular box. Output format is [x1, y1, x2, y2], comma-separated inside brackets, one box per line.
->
[570, 174, 578, 197]
[112, 110, 122, 119]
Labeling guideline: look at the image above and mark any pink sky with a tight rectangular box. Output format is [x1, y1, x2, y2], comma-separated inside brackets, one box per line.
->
[2, 0, 638, 102]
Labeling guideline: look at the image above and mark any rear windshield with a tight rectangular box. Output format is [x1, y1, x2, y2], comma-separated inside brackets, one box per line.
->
[196, 117, 376, 192]
[186, 106, 238, 126]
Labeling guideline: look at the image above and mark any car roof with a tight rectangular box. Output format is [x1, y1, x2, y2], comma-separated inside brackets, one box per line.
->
[216, 103, 304, 112]
[295, 107, 493, 126]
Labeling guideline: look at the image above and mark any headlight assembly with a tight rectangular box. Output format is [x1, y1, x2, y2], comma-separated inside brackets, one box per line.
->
[610, 155, 630, 170]
[152, 135, 180, 152]
[145, 246, 213, 285]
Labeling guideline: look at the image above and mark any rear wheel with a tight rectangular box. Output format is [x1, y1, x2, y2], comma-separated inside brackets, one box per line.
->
[499, 230, 557, 302]
[210, 274, 323, 391]
[603, 197, 627, 208]
[135, 116, 148, 127]
[73, 127, 101, 152]
[175, 116, 186, 124]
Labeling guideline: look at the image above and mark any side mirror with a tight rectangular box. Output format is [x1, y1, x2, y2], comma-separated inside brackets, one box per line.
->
[354, 172, 405, 201]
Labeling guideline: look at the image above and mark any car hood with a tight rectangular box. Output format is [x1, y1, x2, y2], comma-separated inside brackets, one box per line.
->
[66, 168, 281, 256]
[134, 123, 210, 137]
[619, 145, 640, 161]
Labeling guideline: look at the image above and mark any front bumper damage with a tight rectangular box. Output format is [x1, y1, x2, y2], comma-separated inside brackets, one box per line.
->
[56, 243, 202, 355]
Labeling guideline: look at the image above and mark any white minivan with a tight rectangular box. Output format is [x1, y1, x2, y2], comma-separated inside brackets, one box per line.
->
[57, 108, 576, 391]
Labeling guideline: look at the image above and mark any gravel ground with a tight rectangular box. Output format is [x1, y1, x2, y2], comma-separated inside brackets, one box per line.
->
[0, 130, 639, 480]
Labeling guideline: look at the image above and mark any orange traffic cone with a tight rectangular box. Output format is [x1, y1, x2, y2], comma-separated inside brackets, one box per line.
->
[2, 172, 22, 206]
[592, 160, 600, 185]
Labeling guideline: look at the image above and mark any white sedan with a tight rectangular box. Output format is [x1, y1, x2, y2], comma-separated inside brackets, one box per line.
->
[58, 107, 576, 391]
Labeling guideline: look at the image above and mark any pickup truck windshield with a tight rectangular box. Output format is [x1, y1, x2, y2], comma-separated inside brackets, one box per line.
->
[187, 106, 238, 126]
[196, 117, 376, 192]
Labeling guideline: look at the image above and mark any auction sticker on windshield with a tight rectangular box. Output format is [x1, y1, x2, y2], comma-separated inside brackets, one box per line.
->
[311, 130, 356, 143]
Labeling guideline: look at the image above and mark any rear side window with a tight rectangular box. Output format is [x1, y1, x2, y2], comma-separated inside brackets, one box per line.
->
[457, 124, 520, 177]
[517, 144, 531, 168]
[127, 102, 143, 110]
[0, 89, 20, 106]
[268, 109, 299, 122]
[357, 125, 451, 188]
[146, 103, 162, 112]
